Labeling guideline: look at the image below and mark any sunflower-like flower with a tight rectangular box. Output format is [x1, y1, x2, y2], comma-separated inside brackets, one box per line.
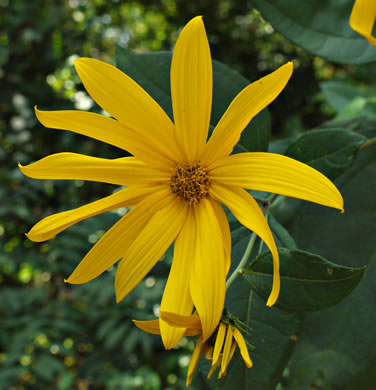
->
[350, 0, 376, 45]
[134, 310, 253, 386]
[19, 16, 343, 349]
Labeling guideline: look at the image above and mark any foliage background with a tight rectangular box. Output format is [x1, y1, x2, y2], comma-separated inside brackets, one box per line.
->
[1, 0, 375, 389]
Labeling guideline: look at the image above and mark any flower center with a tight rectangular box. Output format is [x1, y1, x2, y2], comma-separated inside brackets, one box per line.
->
[170, 162, 210, 206]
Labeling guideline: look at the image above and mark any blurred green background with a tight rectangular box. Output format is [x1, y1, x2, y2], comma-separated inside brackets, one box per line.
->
[1, 1, 375, 389]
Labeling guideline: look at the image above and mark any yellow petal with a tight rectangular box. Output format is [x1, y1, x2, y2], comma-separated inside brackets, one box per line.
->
[210, 199, 231, 274]
[186, 336, 206, 387]
[66, 188, 172, 284]
[232, 328, 253, 368]
[19, 153, 170, 186]
[132, 319, 161, 335]
[115, 197, 188, 302]
[159, 209, 195, 349]
[350, 0, 376, 45]
[212, 322, 227, 366]
[207, 358, 221, 379]
[220, 340, 237, 377]
[210, 184, 280, 306]
[159, 311, 202, 329]
[190, 198, 226, 342]
[202, 62, 293, 166]
[26, 186, 156, 242]
[170, 16, 212, 161]
[220, 325, 233, 377]
[35, 107, 176, 171]
[74, 58, 179, 168]
[205, 345, 214, 360]
[209, 153, 344, 211]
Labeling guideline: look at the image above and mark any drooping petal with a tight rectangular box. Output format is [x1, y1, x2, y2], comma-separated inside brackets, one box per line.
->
[209, 153, 344, 211]
[35, 107, 176, 171]
[159, 311, 202, 329]
[159, 209, 195, 349]
[220, 326, 233, 377]
[26, 186, 156, 242]
[115, 197, 188, 302]
[74, 58, 179, 168]
[207, 359, 221, 379]
[66, 188, 172, 284]
[212, 321, 227, 366]
[210, 199, 231, 273]
[132, 319, 161, 335]
[350, 0, 376, 45]
[202, 62, 293, 166]
[171, 16, 212, 161]
[210, 183, 280, 306]
[190, 198, 226, 342]
[187, 336, 206, 387]
[19, 153, 170, 186]
[233, 328, 253, 368]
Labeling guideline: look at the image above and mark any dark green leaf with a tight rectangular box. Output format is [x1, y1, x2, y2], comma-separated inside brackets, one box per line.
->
[244, 248, 365, 311]
[282, 142, 376, 388]
[116, 48, 271, 152]
[269, 214, 297, 249]
[285, 128, 366, 180]
[196, 234, 302, 390]
[252, 0, 376, 64]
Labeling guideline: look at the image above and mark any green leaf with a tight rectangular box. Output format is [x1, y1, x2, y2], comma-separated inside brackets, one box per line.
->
[116, 47, 271, 152]
[252, 0, 376, 64]
[320, 81, 370, 113]
[285, 128, 366, 180]
[269, 214, 297, 250]
[195, 234, 302, 390]
[244, 248, 365, 312]
[282, 140, 376, 388]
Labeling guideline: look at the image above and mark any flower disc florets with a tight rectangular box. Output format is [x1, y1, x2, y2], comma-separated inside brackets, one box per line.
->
[170, 162, 210, 206]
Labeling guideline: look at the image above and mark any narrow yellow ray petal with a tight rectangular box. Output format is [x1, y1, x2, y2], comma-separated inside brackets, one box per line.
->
[210, 199, 231, 274]
[210, 184, 280, 306]
[159, 311, 202, 329]
[209, 153, 344, 211]
[350, 0, 376, 45]
[26, 186, 156, 242]
[159, 210, 195, 349]
[115, 198, 188, 302]
[35, 107, 176, 171]
[202, 62, 293, 166]
[212, 322, 227, 366]
[222, 340, 237, 377]
[171, 16, 212, 161]
[66, 188, 172, 284]
[190, 198, 226, 342]
[205, 346, 214, 361]
[132, 319, 161, 335]
[220, 326, 233, 377]
[207, 358, 221, 379]
[19, 153, 170, 186]
[74, 58, 180, 167]
[187, 336, 206, 387]
[233, 328, 253, 368]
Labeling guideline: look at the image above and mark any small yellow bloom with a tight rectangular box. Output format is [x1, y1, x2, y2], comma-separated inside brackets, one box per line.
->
[350, 0, 376, 45]
[20, 16, 343, 349]
[134, 311, 253, 386]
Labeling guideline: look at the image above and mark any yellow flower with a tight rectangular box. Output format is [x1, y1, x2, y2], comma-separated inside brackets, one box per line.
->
[350, 0, 376, 45]
[19, 16, 343, 349]
[134, 311, 253, 386]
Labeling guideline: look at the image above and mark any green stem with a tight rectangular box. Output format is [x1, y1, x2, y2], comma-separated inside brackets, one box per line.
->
[360, 136, 376, 151]
[226, 194, 277, 291]
[226, 231, 257, 290]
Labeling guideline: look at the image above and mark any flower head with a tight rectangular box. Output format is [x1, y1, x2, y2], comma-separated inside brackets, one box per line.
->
[134, 310, 253, 386]
[20, 16, 343, 349]
[350, 0, 376, 45]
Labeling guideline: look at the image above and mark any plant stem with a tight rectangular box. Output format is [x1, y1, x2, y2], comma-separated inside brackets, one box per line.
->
[226, 231, 257, 290]
[226, 194, 276, 291]
[360, 136, 376, 151]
